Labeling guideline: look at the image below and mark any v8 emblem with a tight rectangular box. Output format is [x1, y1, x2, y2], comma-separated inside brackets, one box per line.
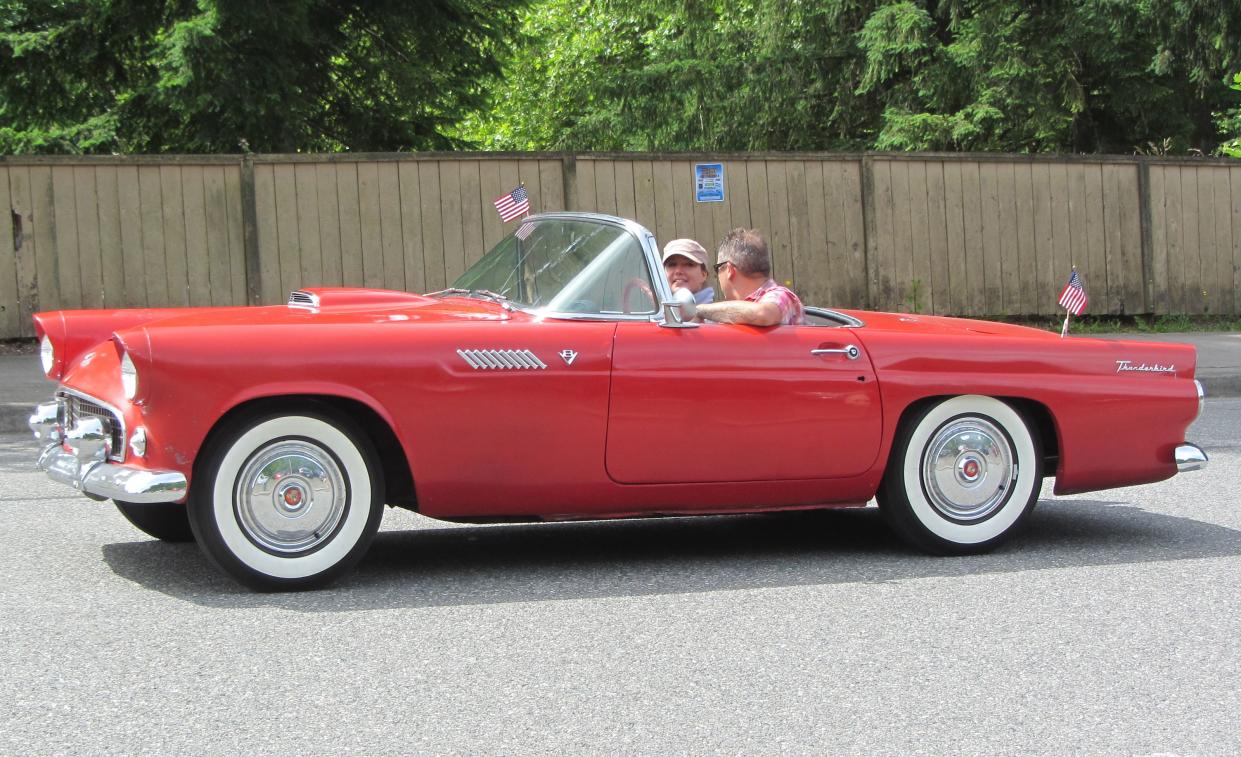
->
[559, 349, 578, 366]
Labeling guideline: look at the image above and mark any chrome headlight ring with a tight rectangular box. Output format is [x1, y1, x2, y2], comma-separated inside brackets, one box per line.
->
[120, 351, 138, 401]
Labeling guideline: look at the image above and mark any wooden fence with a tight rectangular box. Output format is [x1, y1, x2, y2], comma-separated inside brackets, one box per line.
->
[1, 152, 1238, 338]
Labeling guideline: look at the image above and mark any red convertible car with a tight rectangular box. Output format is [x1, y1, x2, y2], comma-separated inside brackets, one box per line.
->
[29, 213, 1208, 591]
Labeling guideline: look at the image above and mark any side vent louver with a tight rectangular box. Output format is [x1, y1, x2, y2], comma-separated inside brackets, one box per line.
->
[288, 290, 319, 308]
[457, 349, 548, 370]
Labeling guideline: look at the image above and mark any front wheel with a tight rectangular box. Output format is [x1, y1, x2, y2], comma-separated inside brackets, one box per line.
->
[878, 395, 1042, 555]
[188, 411, 385, 591]
[115, 501, 195, 542]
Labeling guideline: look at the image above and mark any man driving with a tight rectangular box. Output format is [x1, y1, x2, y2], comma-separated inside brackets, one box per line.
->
[661, 239, 715, 305]
[695, 228, 805, 326]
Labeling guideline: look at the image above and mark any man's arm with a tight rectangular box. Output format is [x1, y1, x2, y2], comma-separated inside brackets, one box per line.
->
[695, 300, 782, 326]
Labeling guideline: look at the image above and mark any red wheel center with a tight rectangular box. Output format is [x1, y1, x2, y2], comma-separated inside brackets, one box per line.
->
[283, 488, 303, 507]
[962, 459, 980, 479]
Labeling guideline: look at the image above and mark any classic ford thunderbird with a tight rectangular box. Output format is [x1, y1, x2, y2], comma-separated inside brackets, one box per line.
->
[29, 213, 1208, 590]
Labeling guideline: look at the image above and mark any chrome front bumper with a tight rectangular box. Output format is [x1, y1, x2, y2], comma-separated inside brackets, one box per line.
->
[30, 400, 187, 504]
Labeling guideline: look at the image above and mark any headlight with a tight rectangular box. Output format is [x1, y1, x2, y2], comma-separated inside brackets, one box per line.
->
[40, 336, 55, 376]
[120, 352, 138, 400]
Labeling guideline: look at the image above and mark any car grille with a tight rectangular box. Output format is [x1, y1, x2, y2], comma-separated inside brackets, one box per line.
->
[59, 391, 125, 462]
[288, 290, 319, 308]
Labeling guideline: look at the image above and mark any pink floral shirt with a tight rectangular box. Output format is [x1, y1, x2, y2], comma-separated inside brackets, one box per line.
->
[745, 279, 805, 326]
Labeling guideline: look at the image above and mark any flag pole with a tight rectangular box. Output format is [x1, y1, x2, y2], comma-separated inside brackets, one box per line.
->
[1060, 309, 1070, 338]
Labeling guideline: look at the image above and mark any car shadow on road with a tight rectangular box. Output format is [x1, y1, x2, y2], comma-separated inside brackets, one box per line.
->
[99, 498, 1241, 611]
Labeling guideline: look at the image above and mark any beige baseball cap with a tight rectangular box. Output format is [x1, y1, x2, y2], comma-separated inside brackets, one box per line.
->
[661, 239, 708, 267]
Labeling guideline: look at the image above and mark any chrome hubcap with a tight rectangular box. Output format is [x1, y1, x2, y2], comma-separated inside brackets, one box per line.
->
[235, 440, 347, 554]
[922, 417, 1016, 522]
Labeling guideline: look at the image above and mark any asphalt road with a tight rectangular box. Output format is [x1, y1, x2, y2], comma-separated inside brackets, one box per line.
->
[1, 402, 1238, 754]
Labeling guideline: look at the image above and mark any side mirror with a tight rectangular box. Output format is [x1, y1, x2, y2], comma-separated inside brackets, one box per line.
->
[659, 288, 698, 328]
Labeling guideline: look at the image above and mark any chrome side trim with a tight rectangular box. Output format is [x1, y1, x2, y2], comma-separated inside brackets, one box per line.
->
[1194, 379, 1205, 421]
[457, 349, 548, 370]
[288, 290, 320, 309]
[1175, 443, 1208, 472]
[37, 443, 187, 503]
[803, 307, 865, 328]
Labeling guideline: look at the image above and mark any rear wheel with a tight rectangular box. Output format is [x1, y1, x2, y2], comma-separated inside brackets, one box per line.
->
[878, 395, 1042, 555]
[188, 410, 384, 591]
[114, 501, 194, 542]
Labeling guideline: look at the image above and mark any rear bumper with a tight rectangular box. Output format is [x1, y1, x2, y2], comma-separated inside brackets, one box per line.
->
[36, 443, 188, 503]
[1175, 443, 1208, 472]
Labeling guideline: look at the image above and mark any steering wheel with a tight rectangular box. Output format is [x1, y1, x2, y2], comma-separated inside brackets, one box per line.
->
[622, 277, 657, 314]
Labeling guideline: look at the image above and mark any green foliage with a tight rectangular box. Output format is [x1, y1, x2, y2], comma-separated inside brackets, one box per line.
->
[1220, 72, 1241, 157]
[468, 0, 1241, 154]
[0, 0, 521, 153]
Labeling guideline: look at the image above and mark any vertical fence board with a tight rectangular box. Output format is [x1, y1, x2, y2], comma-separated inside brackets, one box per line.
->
[613, 161, 636, 222]
[10, 168, 40, 330]
[1116, 165, 1145, 313]
[356, 162, 384, 289]
[594, 160, 617, 216]
[223, 164, 246, 305]
[497, 160, 521, 233]
[252, 165, 280, 303]
[1233, 166, 1241, 315]
[925, 162, 950, 315]
[313, 164, 343, 288]
[651, 161, 677, 245]
[180, 167, 211, 307]
[50, 167, 81, 309]
[377, 161, 405, 290]
[765, 161, 793, 285]
[539, 159, 565, 213]
[292, 163, 323, 288]
[907, 161, 932, 313]
[1030, 164, 1055, 315]
[786, 160, 810, 289]
[869, 160, 894, 310]
[1195, 168, 1219, 316]
[997, 163, 1022, 315]
[573, 159, 596, 212]
[135, 167, 167, 307]
[158, 166, 190, 306]
[334, 163, 363, 289]
[1065, 165, 1089, 309]
[1209, 167, 1232, 317]
[1180, 168, 1203, 313]
[460, 161, 485, 269]
[202, 167, 232, 304]
[671, 161, 696, 240]
[438, 161, 466, 287]
[71, 166, 103, 309]
[94, 168, 124, 308]
[115, 167, 146, 307]
[631, 161, 657, 236]
[396, 162, 426, 293]
[1005, 163, 1031, 315]
[272, 164, 303, 297]
[801, 160, 830, 306]
[978, 162, 1004, 315]
[1162, 167, 1186, 312]
[0, 169, 17, 334]
[959, 162, 985, 317]
[477, 160, 504, 253]
[941, 162, 966, 314]
[1081, 165, 1106, 313]
[1147, 167, 1169, 313]
[725, 159, 751, 230]
[838, 161, 867, 309]
[417, 162, 446, 291]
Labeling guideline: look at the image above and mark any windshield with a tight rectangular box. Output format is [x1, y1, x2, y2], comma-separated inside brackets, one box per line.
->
[450, 218, 657, 315]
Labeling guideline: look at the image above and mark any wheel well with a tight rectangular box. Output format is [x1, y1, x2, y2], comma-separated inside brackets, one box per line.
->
[890, 395, 1060, 477]
[199, 395, 417, 510]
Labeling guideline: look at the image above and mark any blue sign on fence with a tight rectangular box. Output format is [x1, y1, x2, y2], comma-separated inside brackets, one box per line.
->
[695, 163, 725, 203]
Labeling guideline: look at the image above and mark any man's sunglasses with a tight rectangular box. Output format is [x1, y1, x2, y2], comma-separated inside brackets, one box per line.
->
[713, 260, 731, 273]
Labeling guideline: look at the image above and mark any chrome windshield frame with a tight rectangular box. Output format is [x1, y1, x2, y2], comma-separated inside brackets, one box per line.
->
[463, 212, 673, 324]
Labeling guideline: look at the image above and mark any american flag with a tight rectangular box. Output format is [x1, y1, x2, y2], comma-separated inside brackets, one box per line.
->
[1058, 268, 1088, 315]
[493, 185, 529, 222]
[514, 222, 534, 240]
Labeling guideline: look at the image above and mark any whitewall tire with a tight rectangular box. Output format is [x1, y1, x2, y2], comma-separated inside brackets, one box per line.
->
[189, 411, 384, 591]
[878, 395, 1042, 554]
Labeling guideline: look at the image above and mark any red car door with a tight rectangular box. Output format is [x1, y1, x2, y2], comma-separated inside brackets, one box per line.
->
[606, 321, 883, 483]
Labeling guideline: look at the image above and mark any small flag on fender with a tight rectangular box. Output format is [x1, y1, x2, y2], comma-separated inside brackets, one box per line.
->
[493, 185, 530, 222]
[1058, 267, 1088, 316]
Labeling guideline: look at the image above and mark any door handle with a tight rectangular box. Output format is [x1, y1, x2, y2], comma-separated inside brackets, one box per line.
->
[810, 344, 860, 360]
